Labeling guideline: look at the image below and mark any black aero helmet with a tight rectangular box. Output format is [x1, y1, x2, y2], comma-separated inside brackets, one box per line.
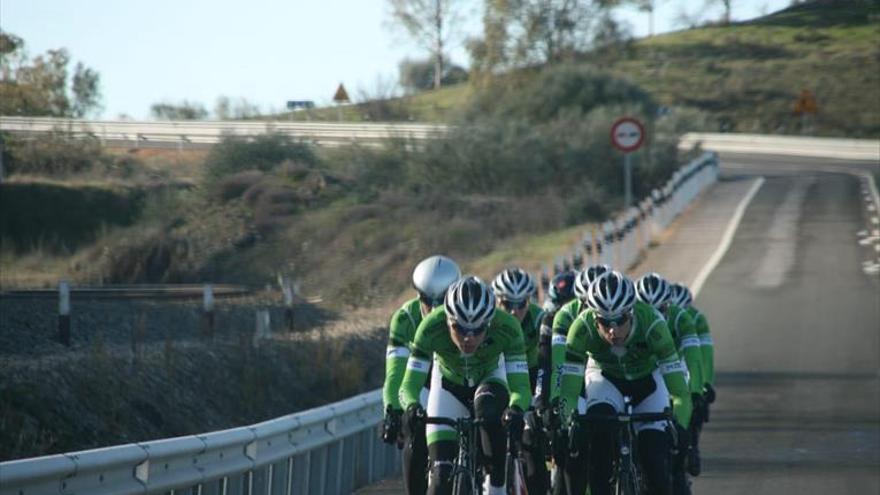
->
[548, 270, 576, 306]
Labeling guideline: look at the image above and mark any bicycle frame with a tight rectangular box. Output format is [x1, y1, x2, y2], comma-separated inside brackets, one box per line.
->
[573, 397, 673, 495]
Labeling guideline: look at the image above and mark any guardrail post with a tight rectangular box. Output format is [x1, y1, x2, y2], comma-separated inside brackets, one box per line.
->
[254, 309, 271, 348]
[203, 284, 215, 339]
[58, 280, 71, 346]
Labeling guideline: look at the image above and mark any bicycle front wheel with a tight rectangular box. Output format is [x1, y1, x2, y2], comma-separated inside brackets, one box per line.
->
[615, 460, 640, 495]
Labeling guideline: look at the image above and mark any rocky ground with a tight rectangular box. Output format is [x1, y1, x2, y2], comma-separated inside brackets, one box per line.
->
[0, 294, 391, 461]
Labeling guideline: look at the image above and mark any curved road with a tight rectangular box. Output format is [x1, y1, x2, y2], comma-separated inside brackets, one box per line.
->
[361, 153, 880, 494]
[694, 153, 880, 494]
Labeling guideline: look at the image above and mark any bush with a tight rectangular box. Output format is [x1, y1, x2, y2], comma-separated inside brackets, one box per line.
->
[215, 170, 264, 202]
[204, 133, 317, 181]
[3, 131, 109, 177]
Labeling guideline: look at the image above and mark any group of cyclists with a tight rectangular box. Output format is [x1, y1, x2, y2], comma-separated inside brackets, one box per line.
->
[381, 255, 716, 495]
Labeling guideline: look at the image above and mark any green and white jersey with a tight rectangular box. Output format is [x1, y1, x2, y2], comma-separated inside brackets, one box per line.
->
[400, 307, 531, 412]
[382, 297, 423, 411]
[560, 301, 692, 427]
[549, 299, 586, 400]
[519, 302, 544, 370]
[664, 304, 703, 395]
[687, 306, 714, 387]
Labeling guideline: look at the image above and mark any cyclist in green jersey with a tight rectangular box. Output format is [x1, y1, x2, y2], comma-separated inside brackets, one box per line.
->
[549, 263, 610, 495]
[400, 276, 531, 495]
[492, 267, 547, 494]
[382, 255, 461, 495]
[670, 283, 715, 475]
[636, 273, 703, 494]
[560, 271, 693, 495]
[537, 270, 576, 495]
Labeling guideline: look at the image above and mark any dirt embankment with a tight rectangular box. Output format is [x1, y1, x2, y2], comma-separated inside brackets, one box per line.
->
[0, 296, 390, 462]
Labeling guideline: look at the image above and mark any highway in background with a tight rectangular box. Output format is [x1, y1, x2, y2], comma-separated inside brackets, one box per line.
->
[693, 153, 879, 494]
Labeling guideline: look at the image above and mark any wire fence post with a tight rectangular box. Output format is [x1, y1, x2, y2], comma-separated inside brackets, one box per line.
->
[58, 281, 71, 346]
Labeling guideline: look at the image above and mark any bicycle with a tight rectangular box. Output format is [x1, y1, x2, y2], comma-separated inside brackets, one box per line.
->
[571, 397, 673, 495]
[425, 416, 528, 495]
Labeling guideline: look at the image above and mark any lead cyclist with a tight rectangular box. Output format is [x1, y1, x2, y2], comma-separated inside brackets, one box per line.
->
[400, 276, 532, 495]
[559, 271, 693, 495]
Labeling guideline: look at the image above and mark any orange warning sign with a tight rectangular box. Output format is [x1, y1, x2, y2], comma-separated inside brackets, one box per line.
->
[333, 83, 350, 104]
[793, 89, 818, 115]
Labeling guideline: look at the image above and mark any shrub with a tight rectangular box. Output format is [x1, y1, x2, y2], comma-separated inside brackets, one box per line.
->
[204, 133, 317, 181]
[215, 170, 264, 202]
[3, 131, 108, 177]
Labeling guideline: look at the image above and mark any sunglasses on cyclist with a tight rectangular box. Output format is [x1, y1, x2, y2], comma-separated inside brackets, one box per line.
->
[596, 313, 631, 328]
[449, 320, 488, 337]
[500, 299, 528, 311]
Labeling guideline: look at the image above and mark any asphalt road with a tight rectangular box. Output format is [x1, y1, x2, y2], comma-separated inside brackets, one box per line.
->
[692, 154, 880, 494]
[361, 153, 880, 494]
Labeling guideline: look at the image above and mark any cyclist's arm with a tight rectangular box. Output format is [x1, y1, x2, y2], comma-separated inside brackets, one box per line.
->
[649, 321, 693, 428]
[535, 312, 554, 407]
[382, 309, 415, 411]
[503, 319, 532, 412]
[559, 317, 588, 418]
[549, 304, 576, 401]
[399, 322, 433, 410]
[676, 311, 704, 395]
[695, 312, 715, 387]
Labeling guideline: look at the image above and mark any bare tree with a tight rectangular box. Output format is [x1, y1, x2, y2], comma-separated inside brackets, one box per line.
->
[388, 0, 467, 89]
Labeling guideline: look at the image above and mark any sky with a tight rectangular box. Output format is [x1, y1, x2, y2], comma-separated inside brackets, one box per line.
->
[1, 0, 793, 120]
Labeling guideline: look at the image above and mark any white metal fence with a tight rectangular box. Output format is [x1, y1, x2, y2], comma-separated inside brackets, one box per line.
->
[0, 390, 399, 495]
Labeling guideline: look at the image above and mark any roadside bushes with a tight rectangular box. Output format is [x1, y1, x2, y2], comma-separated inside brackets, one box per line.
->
[2, 131, 109, 176]
[204, 133, 317, 181]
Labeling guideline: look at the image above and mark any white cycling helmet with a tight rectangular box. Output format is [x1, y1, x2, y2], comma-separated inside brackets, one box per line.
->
[574, 264, 612, 301]
[635, 272, 671, 309]
[669, 283, 693, 309]
[492, 268, 535, 303]
[587, 271, 637, 318]
[445, 276, 496, 331]
[412, 255, 461, 305]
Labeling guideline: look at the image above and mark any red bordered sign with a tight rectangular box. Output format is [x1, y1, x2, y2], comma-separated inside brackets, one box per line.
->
[610, 117, 645, 153]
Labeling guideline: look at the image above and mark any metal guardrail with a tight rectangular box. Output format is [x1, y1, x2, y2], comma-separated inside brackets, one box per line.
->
[680, 132, 879, 161]
[0, 116, 446, 148]
[0, 390, 400, 495]
[2, 116, 877, 160]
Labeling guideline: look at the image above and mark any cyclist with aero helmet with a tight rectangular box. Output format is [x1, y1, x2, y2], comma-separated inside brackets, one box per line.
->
[382, 255, 461, 495]
[547, 263, 610, 494]
[560, 271, 692, 495]
[492, 268, 547, 495]
[636, 273, 704, 495]
[400, 276, 531, 495]
[670, 282, 715, 478]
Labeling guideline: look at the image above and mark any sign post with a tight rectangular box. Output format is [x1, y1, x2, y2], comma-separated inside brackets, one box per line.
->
[610, 117, 646, 209]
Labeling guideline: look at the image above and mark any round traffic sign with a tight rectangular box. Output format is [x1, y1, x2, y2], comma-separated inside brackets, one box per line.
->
[610, 117, 645, 153]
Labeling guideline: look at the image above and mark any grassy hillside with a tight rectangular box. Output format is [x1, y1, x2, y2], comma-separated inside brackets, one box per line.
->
[279, 1, 879, 137]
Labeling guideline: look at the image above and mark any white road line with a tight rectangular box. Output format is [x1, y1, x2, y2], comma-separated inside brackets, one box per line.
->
[691, 177, 766, 297]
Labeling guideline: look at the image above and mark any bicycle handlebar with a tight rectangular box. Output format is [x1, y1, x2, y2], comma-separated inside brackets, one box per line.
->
[575, 410, 672, 424]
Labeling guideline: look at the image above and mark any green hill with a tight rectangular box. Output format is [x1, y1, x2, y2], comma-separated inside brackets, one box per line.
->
[283, 1, 879, 137]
